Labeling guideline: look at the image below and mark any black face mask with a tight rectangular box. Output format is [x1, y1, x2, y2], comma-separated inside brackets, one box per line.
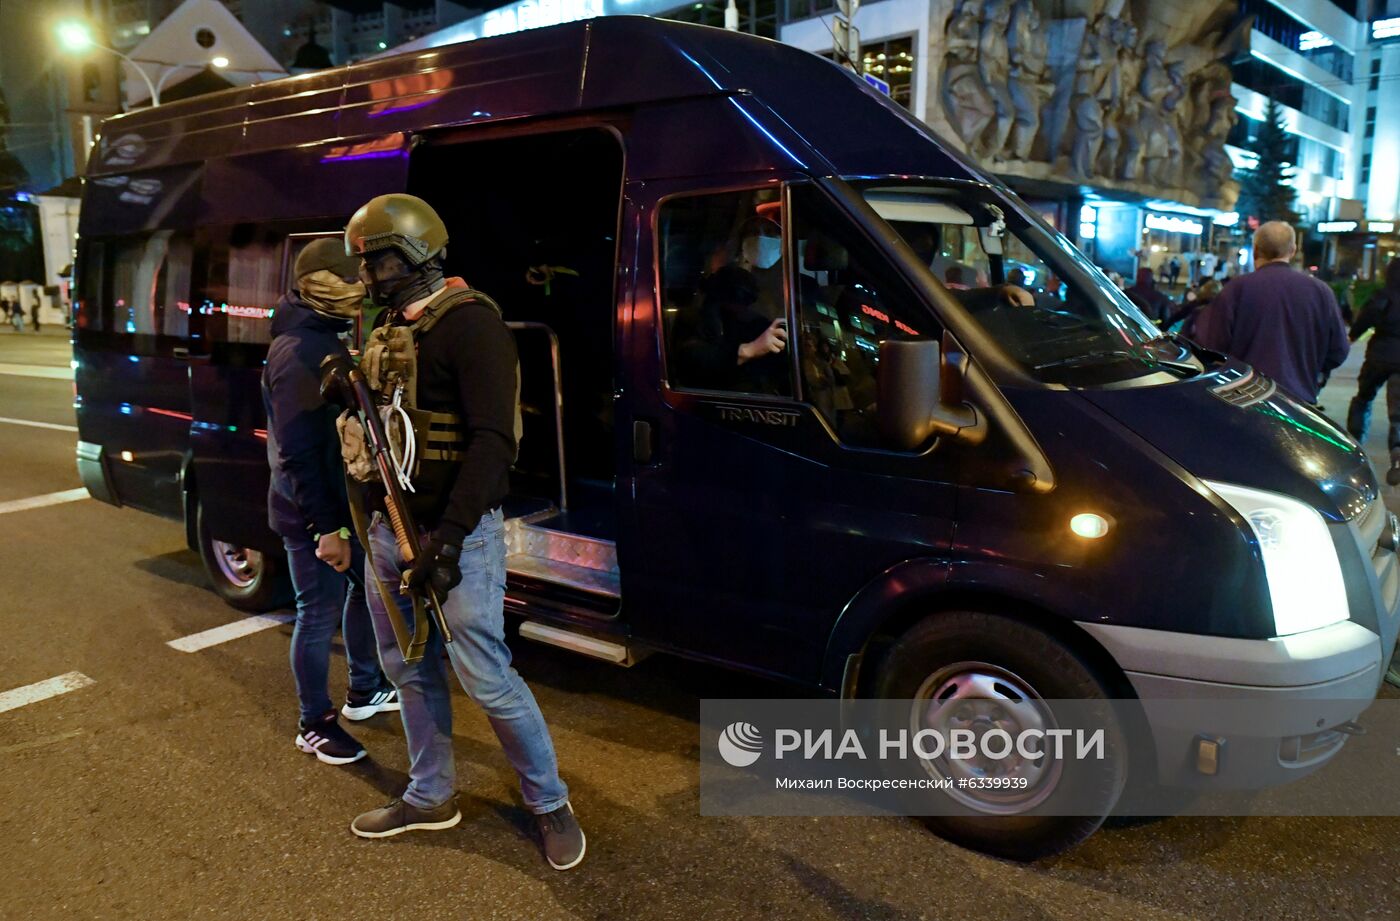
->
[359, 250, 445, 311]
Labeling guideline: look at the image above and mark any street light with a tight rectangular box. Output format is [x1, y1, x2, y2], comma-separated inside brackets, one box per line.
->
[54, 20, 162, 106]
[55, 19, 230, 107]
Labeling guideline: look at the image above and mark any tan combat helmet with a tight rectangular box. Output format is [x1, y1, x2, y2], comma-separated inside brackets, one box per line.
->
[345, 193, 449, 266]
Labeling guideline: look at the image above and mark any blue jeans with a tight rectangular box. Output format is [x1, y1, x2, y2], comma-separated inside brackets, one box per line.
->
[365, 509, 569, 814]
[283, 533, 384, 724]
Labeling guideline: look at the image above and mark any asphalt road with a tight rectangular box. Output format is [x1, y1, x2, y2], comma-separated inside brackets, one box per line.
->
[1, 326, 1398, 921]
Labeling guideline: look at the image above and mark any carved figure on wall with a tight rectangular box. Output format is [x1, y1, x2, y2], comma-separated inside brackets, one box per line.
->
[1103, 17, 1143, 180]
[1068, 15, 1111, 179]
[1130, 39, 1173, 184]
[942, 1, 995, 152]
[977, 0, 1016, 158]
[1006, 0, 1050, 161]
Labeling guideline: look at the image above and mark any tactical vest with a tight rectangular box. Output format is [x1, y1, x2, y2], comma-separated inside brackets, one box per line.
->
[339, 286, 523, 485]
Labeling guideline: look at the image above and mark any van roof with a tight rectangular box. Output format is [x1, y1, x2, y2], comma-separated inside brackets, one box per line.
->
[86, 16, 974, 183]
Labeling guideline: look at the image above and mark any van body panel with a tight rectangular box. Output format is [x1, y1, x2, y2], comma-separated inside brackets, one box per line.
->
[957, 387, 1276, 638]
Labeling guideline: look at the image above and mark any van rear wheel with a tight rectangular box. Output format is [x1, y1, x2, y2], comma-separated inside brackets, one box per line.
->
[873, 610, 1127, 861]
[196, 503, 290, 612]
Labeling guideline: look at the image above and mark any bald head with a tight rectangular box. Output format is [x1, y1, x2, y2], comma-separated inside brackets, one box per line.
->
[1254, 221, 1297, 264]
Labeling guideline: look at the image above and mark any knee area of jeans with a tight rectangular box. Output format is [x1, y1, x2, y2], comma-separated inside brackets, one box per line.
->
[463, 678, 523, 713]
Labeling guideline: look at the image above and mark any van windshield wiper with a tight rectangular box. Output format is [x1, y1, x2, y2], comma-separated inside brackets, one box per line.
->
[1033, 349, 1137, 371]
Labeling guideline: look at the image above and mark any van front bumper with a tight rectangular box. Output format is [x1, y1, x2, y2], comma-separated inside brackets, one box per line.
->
[1081, 619, 1390, 789]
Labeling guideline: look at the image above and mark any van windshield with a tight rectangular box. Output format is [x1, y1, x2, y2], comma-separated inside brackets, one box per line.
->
[860, 184, 1200, 386]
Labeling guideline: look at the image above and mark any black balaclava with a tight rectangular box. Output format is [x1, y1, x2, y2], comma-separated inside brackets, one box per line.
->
[360, 248, 446, 312]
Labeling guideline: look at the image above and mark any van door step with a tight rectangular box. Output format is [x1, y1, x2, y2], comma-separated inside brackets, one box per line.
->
[518, 620, 644, 666]
[505, 517, 620, 599]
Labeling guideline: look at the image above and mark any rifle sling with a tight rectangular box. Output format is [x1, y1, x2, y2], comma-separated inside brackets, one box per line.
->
[345, 478, 431, 664]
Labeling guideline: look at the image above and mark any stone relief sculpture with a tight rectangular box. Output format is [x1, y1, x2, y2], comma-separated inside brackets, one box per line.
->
[977, 0, 1016, 159]
[1005, 0, 1050, 161]
[941, 1, 996, 151]
[936, 0, 1244, 209]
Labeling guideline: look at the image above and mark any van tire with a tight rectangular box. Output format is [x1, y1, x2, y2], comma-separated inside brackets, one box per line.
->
[196, 503, 291, 612]
[873, 610, 1127, 861]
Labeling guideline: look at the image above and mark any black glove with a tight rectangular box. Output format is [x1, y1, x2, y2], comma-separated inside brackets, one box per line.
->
[404, 537, 462, 597]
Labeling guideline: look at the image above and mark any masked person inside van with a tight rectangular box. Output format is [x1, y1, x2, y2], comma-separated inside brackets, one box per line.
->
[342, 194, 585, 871]
[675, 264, 790, 394]
[262, 238, 398, 767]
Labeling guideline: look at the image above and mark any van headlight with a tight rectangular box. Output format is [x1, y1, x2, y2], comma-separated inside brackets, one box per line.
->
[1205, 480, 1349, 637]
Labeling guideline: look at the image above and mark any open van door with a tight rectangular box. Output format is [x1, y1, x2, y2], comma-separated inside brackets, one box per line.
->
[618, 179, 960, 682]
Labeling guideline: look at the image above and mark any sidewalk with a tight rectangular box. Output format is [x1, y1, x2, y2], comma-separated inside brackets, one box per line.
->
[0, 327, 73, 368]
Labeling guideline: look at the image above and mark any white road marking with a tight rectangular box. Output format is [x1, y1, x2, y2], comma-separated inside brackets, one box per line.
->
[0, 488, 89, 516]
[0, 672, 95, 715]
[167, 614, 295, 653]
[0, 415, 78, 433]
[0, 362, 74, 381]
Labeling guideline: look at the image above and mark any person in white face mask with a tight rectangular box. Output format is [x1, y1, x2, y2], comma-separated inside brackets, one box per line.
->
[736, 217, 785, 320]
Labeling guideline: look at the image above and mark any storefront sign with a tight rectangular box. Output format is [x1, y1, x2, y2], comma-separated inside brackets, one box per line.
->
[1317, 221, 1359, 234]
[483, 0, 606, 38]
[1145, 213, 1203, 236]
[1369, 221, 1396, 233]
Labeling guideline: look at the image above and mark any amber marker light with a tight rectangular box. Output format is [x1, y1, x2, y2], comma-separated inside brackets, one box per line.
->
[1070, 513, 1110, 539]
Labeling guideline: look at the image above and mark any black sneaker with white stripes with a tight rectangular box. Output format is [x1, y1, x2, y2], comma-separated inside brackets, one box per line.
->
[341, 685, 400, 722]
[295, 711, 367, 765]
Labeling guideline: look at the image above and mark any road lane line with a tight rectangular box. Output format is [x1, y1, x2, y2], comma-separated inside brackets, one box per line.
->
[0, 672, 95, 715]
[0, 415, 78, 433]
[0, 488, 89, 515]
[167, 614, 295, 653]
[0, 362, 74, 381]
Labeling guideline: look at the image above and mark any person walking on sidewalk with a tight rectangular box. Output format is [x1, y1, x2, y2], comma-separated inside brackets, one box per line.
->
[263, 238, 398, 766]
[1195, 221, 1349, 405]
[1347, 259, 1400, 484]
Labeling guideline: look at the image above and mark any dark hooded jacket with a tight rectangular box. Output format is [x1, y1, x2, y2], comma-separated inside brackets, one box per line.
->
[261, 292, 354, 539]
[1349, 261, 1400, 364]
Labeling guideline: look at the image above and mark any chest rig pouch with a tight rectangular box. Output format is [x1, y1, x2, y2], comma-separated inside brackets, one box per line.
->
[338, 287, 520, 487]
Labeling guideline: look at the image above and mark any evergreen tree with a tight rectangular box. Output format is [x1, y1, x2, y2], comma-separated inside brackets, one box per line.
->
[1236, 97, 1299, 225]
[0, 86, 29, 194]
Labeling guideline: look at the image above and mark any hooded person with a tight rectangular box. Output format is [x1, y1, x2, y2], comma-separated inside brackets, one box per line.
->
[341, 193, 585, 871]
[261, 237, 398, 769]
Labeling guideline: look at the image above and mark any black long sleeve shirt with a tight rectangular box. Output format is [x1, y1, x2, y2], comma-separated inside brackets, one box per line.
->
[391, 293, 517, 545]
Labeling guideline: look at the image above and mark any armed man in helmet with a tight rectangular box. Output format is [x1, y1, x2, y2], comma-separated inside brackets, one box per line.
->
[342, 194, 585, 871]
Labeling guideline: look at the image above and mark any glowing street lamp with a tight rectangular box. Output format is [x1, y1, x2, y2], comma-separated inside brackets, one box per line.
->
[54, 19, 231, 107]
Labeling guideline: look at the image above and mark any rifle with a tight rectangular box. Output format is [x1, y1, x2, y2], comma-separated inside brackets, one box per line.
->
[320, 353, 453, 661]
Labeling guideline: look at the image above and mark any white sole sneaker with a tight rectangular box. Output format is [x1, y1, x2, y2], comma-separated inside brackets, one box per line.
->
[350, 810, 462, 839]
[547, 829, 587, 871]
[341, 692, 401, 722]
[294, 733, 367, 766]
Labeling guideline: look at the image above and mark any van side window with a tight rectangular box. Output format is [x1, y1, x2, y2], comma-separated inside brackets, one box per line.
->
[658, 189, 793, 397]
[204, 224, 284, 345]
[74, 240, 105, 332]
[106, 231, 193, 338]
[790, 185, 942, 448]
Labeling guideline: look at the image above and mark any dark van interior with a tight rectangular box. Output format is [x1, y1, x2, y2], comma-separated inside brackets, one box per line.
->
[408, 127, 626, 622]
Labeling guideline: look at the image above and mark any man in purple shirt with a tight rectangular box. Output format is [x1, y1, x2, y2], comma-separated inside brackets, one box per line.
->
[1195, 221, 1349, 404]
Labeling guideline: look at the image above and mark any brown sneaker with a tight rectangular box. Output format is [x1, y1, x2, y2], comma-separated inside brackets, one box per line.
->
[350, 796, 461, 839]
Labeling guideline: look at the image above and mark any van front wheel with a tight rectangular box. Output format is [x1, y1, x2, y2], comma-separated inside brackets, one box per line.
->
[873, 610, 1127, 861]
[196, 503, 290, 612]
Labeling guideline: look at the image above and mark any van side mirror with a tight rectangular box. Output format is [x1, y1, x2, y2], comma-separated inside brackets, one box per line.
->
[877, 331, 985, 452]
